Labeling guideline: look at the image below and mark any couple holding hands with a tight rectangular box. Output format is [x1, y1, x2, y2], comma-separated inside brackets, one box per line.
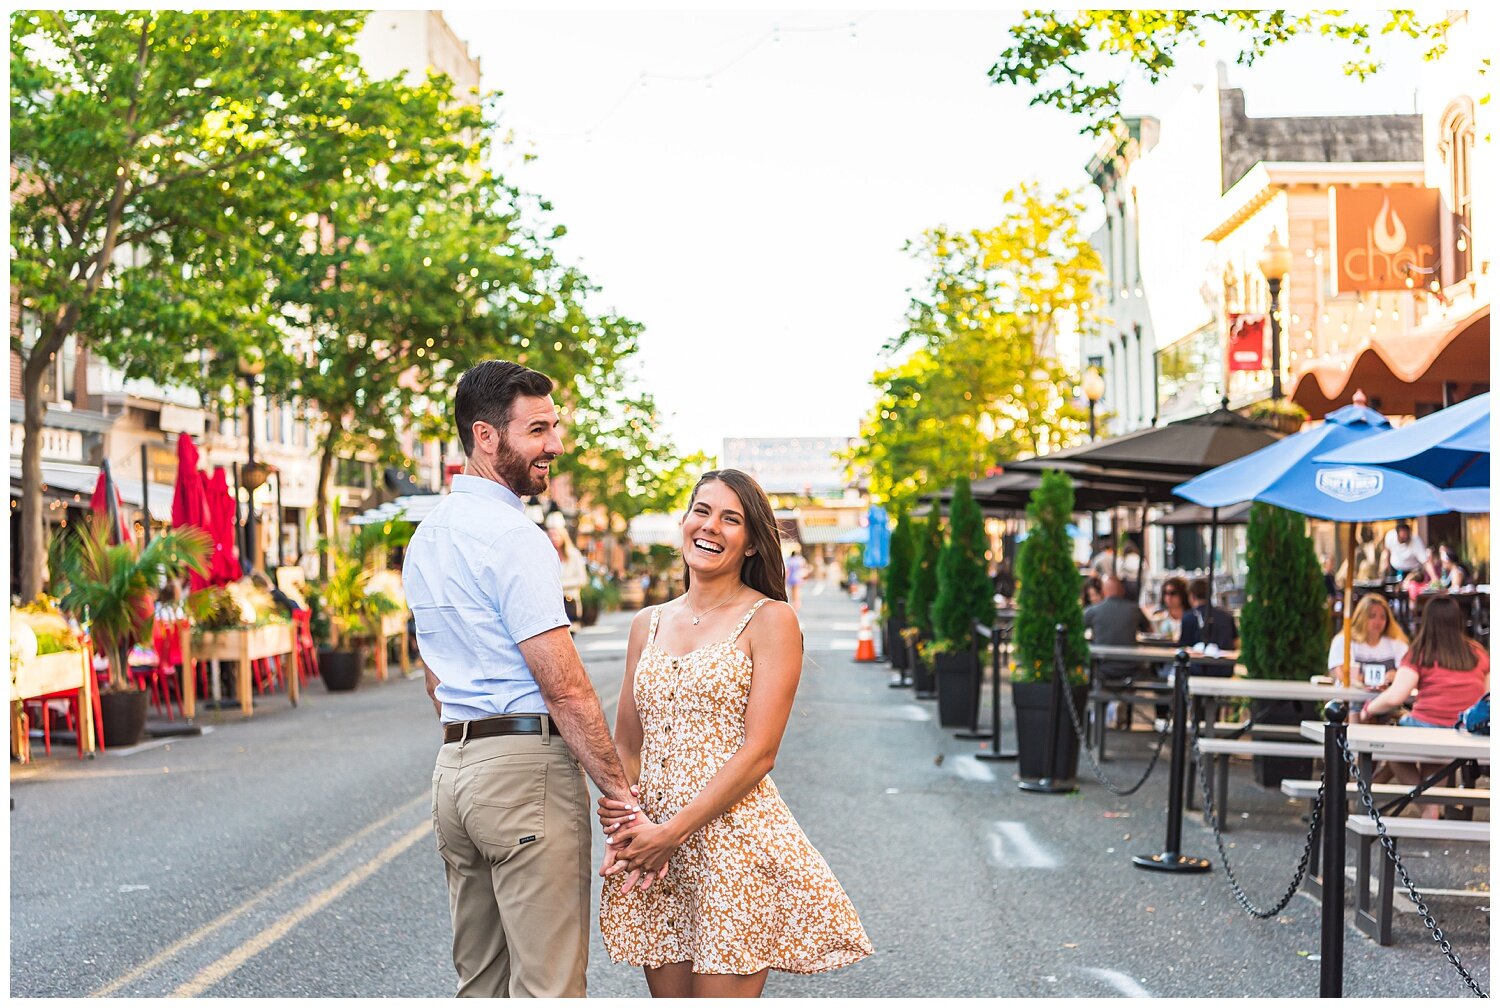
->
[403, 360, 871, 997]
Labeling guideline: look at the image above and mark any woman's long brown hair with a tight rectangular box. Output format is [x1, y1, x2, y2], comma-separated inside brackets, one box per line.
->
[1406, 595, 1480, 670]
[682, 469, 788, 603]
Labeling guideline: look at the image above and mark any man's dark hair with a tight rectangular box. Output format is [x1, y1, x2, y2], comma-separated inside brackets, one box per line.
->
[1188, 577, 1210, 603]
[1395, 521, 1411, 533]
[453, 360, 553, 456]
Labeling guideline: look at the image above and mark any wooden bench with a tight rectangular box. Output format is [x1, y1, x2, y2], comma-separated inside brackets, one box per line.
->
[1193, 738, 1323, 828]
[1347, 814, 1490, 945]
[1086, 678, 1170, 760]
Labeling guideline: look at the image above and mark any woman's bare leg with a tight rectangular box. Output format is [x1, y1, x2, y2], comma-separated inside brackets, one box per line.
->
[644, 962, 694, 998]
[691, 969, 769, 998]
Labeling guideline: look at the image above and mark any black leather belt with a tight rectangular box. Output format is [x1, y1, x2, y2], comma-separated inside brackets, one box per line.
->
[443, 714, 548, 744]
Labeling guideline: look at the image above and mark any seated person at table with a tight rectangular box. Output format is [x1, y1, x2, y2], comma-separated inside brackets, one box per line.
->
[1085, 575, 1152, 685]
[1356, 595, 1490, 818]
[1179, 577, 1238, 677]
[1434, 543, 1470, 591]
[1149, 577, 1190, 639]
[1082, 576, 1104, 608]
[1330, 594, 1408, 690]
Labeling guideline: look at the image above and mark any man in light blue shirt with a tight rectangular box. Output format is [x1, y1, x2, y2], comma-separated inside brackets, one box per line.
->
[403, 359, 643, 997]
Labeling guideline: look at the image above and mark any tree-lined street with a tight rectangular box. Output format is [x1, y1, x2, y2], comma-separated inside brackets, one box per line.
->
[11, 587, 1486, 997]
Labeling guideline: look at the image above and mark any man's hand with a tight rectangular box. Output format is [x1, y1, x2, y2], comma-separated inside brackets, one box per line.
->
[424, 664, 441, 717]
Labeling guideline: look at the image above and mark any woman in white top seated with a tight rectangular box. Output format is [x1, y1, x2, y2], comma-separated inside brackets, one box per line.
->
[1330, 593, 1408, 690]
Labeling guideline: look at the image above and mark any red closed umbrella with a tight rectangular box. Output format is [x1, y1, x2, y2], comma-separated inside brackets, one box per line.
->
[89, 459, 132, 545]
[171, 434, 214, 591]
[206, 466, 242, 585]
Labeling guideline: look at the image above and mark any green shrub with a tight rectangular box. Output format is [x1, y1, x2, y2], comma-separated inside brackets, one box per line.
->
[905, 507, 944, 640]
[885, 511, 915, 619]
[1013, 470, 1087, 684]
[932, 475, 994, 654]
[1240, 502, 1328, 680]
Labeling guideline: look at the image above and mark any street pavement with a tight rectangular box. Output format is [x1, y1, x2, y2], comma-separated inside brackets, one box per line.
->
[10, 583, 1490, 998]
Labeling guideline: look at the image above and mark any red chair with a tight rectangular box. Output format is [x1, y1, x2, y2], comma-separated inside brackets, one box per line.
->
[293, 609, 319, 683]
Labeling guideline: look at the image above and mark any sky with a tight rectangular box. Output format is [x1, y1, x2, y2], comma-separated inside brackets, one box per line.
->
[441, 6, 1426, 459]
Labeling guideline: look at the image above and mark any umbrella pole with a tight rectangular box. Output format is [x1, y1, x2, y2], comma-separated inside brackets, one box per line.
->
[1206, 507, 1219, 622]
[1341, 522, 1356, 688]
[140, 444, 152, 544]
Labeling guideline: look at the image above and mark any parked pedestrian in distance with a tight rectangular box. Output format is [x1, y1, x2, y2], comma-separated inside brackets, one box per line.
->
[1150, 577, 1190, 639]
[1329, 593, 1409, 690]
[1179, 577, 1238, 677]
[1088, 539, 1116, 578]
[402, 359, 645, 997]
[785, 547, 806, 611]
[1084, 575, 1152, 685]
[1118, 541, 1142, 601]
[1082, 576, 1104, 608]
[546, 511, 588, 627]
[598, 469, 871, 996]
[1356, 595, 1490, 817]
[1380, 521, 1433, 582]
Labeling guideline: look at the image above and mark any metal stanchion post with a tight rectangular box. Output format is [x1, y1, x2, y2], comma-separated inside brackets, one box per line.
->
[1133, 649, 1211, 872]
[1019, 623, 1076, 794]
[976, 621, 1017, 761]
[955, 626, 988, 740]
[1319, 701, 1348, 999]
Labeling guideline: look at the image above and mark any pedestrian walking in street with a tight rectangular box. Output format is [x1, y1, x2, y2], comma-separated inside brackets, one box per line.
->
[597, 469, 872, 997]
[546, 511, 589, 628]
[402, 359, 648, 998]
[785, 547, 806, 611]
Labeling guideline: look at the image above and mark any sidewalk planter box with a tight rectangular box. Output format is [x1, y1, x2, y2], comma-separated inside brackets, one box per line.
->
[1250, 697, 1318, 787]
[1013, 681, 1088, 786]
[11, 647, 98, 760]
[98, 689, 149, 748]
[908, 639, 934, 696]
[194, 622, 299, 717]
[318, 647, 365, 692]
[935, 650, 979, 728]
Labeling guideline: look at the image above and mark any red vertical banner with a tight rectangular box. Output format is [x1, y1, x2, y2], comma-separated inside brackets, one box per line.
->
[1227, 313, 1266, 372]
[444, 462, 465, 488]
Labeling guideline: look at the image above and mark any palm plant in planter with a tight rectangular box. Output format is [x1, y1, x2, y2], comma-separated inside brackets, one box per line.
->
[884, 514, 915, 671]
[49, 516, 210, 746]
[905, 508, 944, 698]
[316, 542, 399, 691]
[1240, 501, 1329, 785]
[930, 476, 995, 728]
[1012, 470, 1089, 785]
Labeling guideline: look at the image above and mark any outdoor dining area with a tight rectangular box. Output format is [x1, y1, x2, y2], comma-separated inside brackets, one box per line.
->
[886, 389, 1490, 997]
[10, 432, 415, 762]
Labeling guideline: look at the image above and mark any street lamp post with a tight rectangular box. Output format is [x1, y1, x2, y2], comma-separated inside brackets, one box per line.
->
[1082, 366, 1105, 441]
[1258, 228, 1292, 402]
[238, 355, 270, 574]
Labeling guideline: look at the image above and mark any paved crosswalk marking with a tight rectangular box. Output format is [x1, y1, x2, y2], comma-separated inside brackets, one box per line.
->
[985, 821, 1058, 868]
[1080, 967, 1153, 997]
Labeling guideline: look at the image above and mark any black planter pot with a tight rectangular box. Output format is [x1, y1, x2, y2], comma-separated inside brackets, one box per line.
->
[1250, 697, 1318, 787]
[98, 688, 149, 748]
[1012, 681, 1089, 785]
[909, 639, 934, 696]
[318, 648, 364, 692]
[935, 650, 979, 728]
[580, 602, 600, 627]
[885, 619, 908, 670]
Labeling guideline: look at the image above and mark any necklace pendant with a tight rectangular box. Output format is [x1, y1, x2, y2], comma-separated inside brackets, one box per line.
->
[692, 617, 701, 625]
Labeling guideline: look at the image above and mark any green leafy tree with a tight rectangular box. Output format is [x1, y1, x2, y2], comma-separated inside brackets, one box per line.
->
[905, 508, 944, 641]
[10, 10, 387, 600]
[885, 511, 915, 621]
[932, 475, 995, 654]
[989, 10, 1451, 136]
[847, 182, 1100, 514]
[1013, 470, 1087, 684]
[1240, 502, 1329, 681]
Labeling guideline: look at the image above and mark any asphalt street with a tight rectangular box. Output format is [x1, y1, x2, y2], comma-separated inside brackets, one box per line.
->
[10, 583, 1490, 998]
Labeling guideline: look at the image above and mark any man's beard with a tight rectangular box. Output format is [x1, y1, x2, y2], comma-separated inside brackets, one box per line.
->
[495, 438, 551, 496]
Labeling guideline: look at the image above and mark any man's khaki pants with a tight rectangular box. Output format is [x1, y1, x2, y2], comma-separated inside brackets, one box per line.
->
[431, 725, 590, 997]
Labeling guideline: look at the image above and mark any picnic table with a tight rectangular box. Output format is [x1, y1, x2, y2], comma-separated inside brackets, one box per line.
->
[188, 622, 299, 719]
[11, 646, 97, 762]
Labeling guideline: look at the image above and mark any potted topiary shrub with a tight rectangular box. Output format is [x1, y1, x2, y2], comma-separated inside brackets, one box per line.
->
[1011, 470, 1089, 787]
[1247, 399, 1309, 435]
[313, 506, 400, 692]
[1240, 501, 1329, 786]
[883, 514, 914, 672]
[49, 516, 209, 746]
[931, 476, 995, 729]
[905, 508, 944, 698]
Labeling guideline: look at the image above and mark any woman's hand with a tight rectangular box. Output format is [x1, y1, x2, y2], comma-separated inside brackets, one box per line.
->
[604, 817, 681, 891]
[597, 784, 641, 834]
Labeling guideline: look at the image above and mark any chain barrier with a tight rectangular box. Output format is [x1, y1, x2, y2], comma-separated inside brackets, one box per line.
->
[1188, 715, 1325, 918]
[1053, 665, 1170, 797]
[1337, 734, 1489, 998]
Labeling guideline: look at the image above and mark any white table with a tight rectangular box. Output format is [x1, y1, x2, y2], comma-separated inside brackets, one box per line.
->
[1091, 643, 1240, 667]
[1300, 721, 1492, 763]
[1192, 678, 1373, 703]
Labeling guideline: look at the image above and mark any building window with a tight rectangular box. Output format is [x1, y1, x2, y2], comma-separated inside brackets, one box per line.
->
[1439, 98, 1475, 282]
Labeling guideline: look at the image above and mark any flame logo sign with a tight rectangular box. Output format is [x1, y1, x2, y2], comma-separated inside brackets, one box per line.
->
[1373, 197, 1407, 255]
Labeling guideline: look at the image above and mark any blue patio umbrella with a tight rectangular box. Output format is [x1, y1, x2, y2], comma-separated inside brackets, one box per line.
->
[1314, 392, 1490, 491]
[1173, 395, 1486, 682]
[864, 505, 890, 569]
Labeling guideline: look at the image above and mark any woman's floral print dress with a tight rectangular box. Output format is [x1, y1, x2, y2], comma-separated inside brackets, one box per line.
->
[600, 600, 872, 975]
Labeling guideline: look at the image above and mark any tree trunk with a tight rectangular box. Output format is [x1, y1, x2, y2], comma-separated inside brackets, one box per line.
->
[18, 339, 63, 602]
[315, 425, 339, 582]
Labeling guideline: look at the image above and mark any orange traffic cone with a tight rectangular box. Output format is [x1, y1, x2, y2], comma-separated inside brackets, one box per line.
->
[854, 604, 878, 662]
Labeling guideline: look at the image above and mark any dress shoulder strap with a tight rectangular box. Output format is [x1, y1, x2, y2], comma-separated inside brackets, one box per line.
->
[646, 605, 663, 646]
[728, 598, 771, 643]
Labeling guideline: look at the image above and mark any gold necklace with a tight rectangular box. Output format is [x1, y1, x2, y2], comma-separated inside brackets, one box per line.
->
[686, 586, 744, 626]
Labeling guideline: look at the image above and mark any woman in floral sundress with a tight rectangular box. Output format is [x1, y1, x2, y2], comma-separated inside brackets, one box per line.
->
[598, 469, 871, 997]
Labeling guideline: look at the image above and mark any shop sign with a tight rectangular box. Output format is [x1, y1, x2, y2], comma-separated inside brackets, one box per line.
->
[1331, 187, 1441, 292]
[159, 403, 206, 437]
[1227, 313, 1266, 371]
